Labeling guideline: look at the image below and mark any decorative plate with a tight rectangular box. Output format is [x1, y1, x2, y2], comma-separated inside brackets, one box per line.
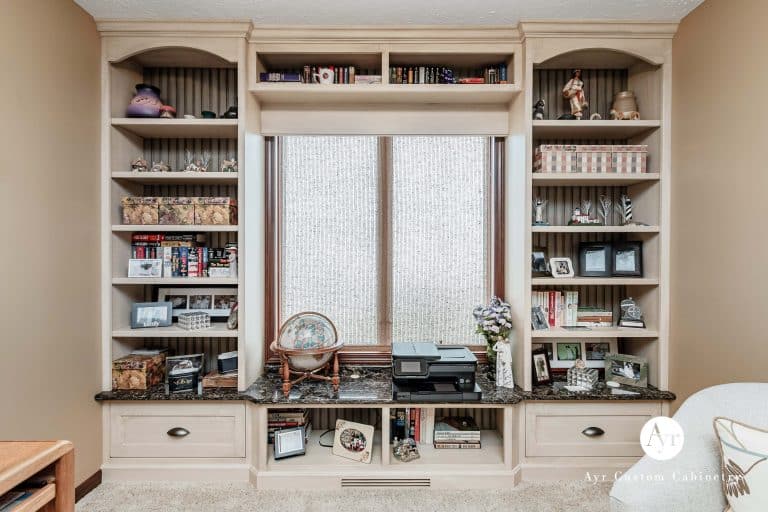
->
[278, 312, 337, 351]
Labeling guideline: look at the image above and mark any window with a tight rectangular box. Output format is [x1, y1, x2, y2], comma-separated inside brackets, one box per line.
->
[269, 136, 501, 361]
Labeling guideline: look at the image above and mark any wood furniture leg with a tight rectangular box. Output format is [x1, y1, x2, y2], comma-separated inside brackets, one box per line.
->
[282, 360, 291, 397]
[332, 353, 340, 393]
[54, 448, 74, 511]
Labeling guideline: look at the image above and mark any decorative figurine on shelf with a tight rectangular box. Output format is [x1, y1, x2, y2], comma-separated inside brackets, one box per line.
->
[619, 297, 646, 328]
[533, 197, 549, 225]
[562, 69, 588, 119]
[533, 99, 546, 120]
[590, 113, 602, 120]
[126, 83, 163, 118]
[598, 195, 613, 225]
[392, 438, 420, 463]
[220, 157, 238, 173]
[615, 194, 634, 225]
[569, 201, 602, 225]
[183, 150, 211, 173]
[494, 338, 515, 389]
[220, 106, 238, 119]
[473, 296, 513, 375]
[130, 157, 148, 173]
[149, 161, 171, 173]
[610, 91, 640, 120]
[159, 105, 177, 119]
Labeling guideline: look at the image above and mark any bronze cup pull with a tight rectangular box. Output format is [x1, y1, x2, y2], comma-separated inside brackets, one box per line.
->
[167, 427, 190, 437]
[581, 426, 605, 437]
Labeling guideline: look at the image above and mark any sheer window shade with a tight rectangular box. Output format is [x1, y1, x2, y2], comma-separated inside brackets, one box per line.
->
[278, 136, 489, 347]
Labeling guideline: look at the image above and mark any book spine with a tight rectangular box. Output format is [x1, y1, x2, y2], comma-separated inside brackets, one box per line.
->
[414, 408, 420, 443]
[409, 409, 416, 439]
[548, 291, 555, 327]
[433, 442, 482, 449]
[179, 247, 188, 277]
[162, 247, 172, 277]
[433, 432, 481, 440]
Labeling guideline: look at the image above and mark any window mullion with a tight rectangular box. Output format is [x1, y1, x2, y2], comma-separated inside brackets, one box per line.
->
[377, 137, 393, 346]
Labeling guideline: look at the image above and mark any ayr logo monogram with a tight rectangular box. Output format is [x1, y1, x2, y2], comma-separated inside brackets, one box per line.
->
[640, 416, 684, 460]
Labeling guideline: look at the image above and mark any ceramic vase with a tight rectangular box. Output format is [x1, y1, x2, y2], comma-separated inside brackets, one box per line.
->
[126, 83, 162, 118]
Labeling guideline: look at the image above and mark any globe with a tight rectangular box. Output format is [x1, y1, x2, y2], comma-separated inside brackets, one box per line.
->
[277, 312, 338, 371]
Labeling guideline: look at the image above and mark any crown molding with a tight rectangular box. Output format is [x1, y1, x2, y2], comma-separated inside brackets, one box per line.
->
[518, 20, 678, 40]
[96, 20, 252, 38]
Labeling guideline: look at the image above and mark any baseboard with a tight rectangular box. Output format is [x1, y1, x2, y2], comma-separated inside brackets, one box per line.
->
[101, 461, 251, 482]
[76, 470, 102, 502]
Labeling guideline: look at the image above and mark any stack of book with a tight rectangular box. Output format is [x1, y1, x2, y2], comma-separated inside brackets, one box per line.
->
[433, 416, 481, 449]
[576, 307, 613, 327]
[532, 291, 579, 328]
[130, 234, 236, 278]
[390, 408, 436, 444]
[267, 409, 312, 444]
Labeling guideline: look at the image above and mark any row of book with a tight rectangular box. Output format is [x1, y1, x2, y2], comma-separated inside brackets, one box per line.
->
[390, 410, 482, 449]
[267, 409, 312, 444]
[532, 291, 613, 328]
[260, 66, 381, 84]
[388, 64, 508, 85]
[130, 234, 236, 278]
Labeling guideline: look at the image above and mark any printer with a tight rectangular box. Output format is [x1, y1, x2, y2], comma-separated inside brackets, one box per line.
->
[391, 342, 481, 402]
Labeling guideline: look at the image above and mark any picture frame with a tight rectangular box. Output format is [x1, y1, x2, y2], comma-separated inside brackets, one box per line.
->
[130, 301, 173, 329]
[531, 342, 553, 361]
[612, 242, 643, 277]
[549, 257, 574, 278]
[548, 340, 618, 369]
[157, 287, 237, 319]
[532, 247, 550, 277]
[605, 353, 648, 388]
[333, 419, 374, 464]
[556, 342, 581, 362]
[531, 347, 552, 385]
[165, 353, 204, 395]
[531, 306, 549, 331]
[578, 242, 612, 277]
[128, 258, 163, 278]
[274, 426, 306, 460]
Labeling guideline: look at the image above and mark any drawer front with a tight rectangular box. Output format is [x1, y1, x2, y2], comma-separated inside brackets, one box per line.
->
[526, 402, 661, 457]
[110, 403, 246, 458]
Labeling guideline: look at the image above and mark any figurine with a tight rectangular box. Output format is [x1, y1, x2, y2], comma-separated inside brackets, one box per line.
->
[615, 194, 633, 225]
[183, 150, 211, 173]
[220, 158, 238, 173]
[533, 197, 549, 225]
[581, 199, 593, 218]
[590, 113, 602, 120]
[220, 106, 238, 119]
[619, 297, 646, 328]
[159, 105, 176, 119]
[130, 157, 148, 173]
[562, 69, 588, 119]
[569, 201, 601, 225]
[598, 195, 612, 225]
[533, 99, 546, 120]
[494, 340, 514, 389]
[610, 91, 640, 120]
[149, 161, 170, 173]
[392, 438, 420, 463]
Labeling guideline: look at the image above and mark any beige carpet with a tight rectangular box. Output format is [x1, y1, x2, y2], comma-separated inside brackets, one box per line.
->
[76, 481, 612, 512]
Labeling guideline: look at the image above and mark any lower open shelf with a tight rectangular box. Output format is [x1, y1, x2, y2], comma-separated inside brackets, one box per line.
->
[267, 430, 382, 470]
[389, 429, 504, 468]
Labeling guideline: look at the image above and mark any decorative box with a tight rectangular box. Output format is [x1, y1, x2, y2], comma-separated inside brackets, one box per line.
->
[121, 197, 159, 225]
[178, 311, 211, 330]
[158, 197, 194, 225]
[111, 353, 166, 390]
[612, 145, 648, 174]
[567, 366, 599, 389]
[534, 145, 578, 173]
[194, 197, 238, 225]
[577, 145, 612, 173]
[202, 370, 238, 388]
[217, 351, 238, 374]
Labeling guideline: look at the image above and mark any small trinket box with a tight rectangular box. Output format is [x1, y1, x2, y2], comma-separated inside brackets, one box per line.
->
[178, 311, 211, 331]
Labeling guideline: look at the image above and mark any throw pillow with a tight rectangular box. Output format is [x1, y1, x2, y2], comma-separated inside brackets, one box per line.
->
[713, 417, 768, 512]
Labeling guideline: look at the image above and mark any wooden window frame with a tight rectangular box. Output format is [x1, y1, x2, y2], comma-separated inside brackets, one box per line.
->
[264, 136, 505, 365]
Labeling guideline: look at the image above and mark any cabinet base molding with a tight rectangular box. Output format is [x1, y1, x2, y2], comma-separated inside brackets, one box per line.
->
[520, 458, 640, 482]
[101, 461, 251, 482]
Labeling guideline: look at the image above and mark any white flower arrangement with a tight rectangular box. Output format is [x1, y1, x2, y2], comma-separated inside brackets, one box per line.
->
[473, 296, 512, 343]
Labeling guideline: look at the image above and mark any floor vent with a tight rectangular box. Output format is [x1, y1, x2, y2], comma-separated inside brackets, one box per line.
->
[341, 478, 431, 488]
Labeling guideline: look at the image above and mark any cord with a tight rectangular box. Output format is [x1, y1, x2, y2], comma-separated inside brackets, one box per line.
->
[318, 429, 335, 447]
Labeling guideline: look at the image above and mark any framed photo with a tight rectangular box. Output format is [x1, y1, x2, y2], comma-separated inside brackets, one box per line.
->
[128, 258, 163, 278]
[549, 340, 618, 369]
[333, 420, 374, 464]
[557, 342, 581, 361]
[531, 342, 553, 361]
[531, 347, 552, 385]
[531, 306, 549, 331]
[165, 353, 204, 395]
[578, 242, 612, 277]
[585, 342, 611, 361]
[605, 353, 648, 388]
[549, 257, 574, 278]
[274, 426, 306, 460]
[532, 247, 550, 277]
[612, 242, 643, 277]
[131, 301, 173, 329]
[157, 288, 236, 318]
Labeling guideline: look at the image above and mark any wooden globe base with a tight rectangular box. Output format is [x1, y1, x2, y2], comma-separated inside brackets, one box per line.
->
[270, 341, 342, 397]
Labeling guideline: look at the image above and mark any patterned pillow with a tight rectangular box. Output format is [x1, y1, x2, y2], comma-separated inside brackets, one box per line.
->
[713, 417, 768, 512]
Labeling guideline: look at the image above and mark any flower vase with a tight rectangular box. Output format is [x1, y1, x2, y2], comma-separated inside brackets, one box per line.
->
[486, 339, 497, 380]
[126, 83, 163, 118]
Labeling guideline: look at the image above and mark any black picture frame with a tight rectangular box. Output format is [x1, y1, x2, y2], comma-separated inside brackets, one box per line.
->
[274, 426, 307, 460]
[532, 348, 553, 385]
[532, 246, 549, 277]
[578, 242, 612, 277]
[612, 242, 643, 277]
[531, 306, 549, 331]
[131, 301, 173, 329]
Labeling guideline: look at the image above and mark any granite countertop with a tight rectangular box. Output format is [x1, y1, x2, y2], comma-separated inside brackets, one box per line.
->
[94, 386, 242, 401]
[522, 378, 676, 401]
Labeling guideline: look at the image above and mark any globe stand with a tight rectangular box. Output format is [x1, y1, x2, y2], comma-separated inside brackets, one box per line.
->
[270, 341, 343, 397]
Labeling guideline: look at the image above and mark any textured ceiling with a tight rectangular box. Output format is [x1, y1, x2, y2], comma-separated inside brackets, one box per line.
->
[74, 0, 703, 25]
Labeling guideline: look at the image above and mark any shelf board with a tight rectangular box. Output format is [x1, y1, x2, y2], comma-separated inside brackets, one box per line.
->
[532, 172, 660, 186]
[532, 225, 660, 233]
[112, 225, 238, 232]
[13, 483, 56, 512]
[389, 430, 504, 468]
[532, 327, 659, 339]
[112, 277, 237, 285]
[111, 172, 238, 185]
[249, 83, 521, 105]
[532, 120, 661, 139]
[531, 277, 659, 286]
[112, 324, 238, 338]
[267, 430, 381, 470]
[111, 118, 238, 138]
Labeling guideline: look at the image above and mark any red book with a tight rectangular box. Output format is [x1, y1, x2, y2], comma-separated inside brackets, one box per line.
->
[458, 77, 485, 84]
[414, 408, 421, 443]
[548, 291, 555, 327]
[132, 234, 164, 242]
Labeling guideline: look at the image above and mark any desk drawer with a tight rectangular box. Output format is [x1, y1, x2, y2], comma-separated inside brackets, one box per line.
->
[525, 402, 661, 457]
[110, 403, 245, 458]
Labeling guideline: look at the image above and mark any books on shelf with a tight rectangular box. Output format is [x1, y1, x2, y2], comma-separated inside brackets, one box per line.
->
[267, 409, 312, 444]
[576, 307, 613, 327]
[433, 416, 481, 449]
[389, 408, 436, 444]
[261, 65, 377, 85]
[531, 291, 579, 328]
[130, 234, 236, 278]
[389, 64, 507, 85]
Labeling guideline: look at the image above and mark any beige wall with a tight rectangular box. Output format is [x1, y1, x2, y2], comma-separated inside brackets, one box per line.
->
[0, 0, 101, 485]
[670, 0, 768, 408]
